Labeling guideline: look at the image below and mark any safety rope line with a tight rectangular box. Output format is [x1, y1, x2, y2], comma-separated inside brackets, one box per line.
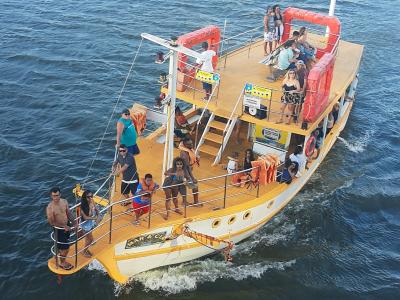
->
[82, 37, 144, 187]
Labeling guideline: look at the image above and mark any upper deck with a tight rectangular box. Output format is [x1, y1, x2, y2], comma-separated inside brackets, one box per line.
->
[170, 34, 364, 136]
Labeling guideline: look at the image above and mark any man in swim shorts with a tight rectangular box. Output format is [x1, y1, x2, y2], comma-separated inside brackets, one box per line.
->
[46, 187, 75, 270]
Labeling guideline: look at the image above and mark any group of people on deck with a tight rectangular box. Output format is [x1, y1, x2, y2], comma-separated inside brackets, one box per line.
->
[46, 108, 204, 269]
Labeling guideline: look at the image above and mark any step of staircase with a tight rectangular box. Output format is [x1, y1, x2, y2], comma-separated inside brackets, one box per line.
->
[204, 132, 223, 144]
[198, 144, 220, 156]
[209, 120, 226, 131]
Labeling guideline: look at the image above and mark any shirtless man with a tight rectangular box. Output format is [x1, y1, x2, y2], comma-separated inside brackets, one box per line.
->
[46, 187, 75, 270]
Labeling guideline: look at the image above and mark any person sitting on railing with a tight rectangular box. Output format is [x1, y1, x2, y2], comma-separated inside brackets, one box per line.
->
[277, 69, 301, 125]
[226, 152, 251, 188]
[267, 40, 299, 82]
[174, 106, 194, 140]
[132, 174, 159, 225]
[289, 145, 308, 177]
[80, 190, 100, 258]
[263, 6, 276, 55]
[179, 138, 202, 206]
[195, 41, 216, 101]
[277, 160, 298, 184]
[112, 144, 139, 206]
[46, 187, 76, 270]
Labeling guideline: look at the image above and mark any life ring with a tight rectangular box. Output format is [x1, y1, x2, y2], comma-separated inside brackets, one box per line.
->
[305, 136, 316, 157]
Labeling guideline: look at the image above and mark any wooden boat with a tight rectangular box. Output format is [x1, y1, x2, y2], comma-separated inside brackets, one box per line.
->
[47, 6, 364, 284]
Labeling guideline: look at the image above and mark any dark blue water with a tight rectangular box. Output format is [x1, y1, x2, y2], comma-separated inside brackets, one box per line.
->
[1, 0, 399, 299]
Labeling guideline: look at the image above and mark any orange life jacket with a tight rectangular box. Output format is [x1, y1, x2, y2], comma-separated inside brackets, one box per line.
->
[179, 142, 200, 167]
[140, 178, 156, 200]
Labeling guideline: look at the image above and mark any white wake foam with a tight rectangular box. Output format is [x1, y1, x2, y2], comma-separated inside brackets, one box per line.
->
[87, 259, 107, 273]
[127, 259, 296, 294]
[338, 129, 374, 153]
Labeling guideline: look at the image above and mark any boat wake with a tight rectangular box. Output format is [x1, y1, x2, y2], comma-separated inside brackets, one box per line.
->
[115, 259, 295, 295]
[337, 129, 374, 153]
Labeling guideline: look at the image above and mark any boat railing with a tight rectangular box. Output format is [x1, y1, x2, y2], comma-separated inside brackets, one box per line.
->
[49, 163, 287, 267]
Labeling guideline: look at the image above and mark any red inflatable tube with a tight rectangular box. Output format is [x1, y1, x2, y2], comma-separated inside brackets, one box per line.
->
[176, 25, 221, 92]
[302, 53, 336, 122]
[282, 7, 341, 59]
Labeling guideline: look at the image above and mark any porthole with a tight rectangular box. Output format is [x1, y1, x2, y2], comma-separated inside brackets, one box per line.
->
[228, 216, 236, 225]
[212, 219, 221, 228]
[243, 211, 251, 220]
[267, 200, 274, 208]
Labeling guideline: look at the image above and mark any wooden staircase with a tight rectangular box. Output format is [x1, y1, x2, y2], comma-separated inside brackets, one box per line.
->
[195, 110, 237, 165]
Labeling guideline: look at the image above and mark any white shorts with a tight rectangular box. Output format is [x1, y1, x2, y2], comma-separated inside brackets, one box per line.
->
[264, 31, 275, 42]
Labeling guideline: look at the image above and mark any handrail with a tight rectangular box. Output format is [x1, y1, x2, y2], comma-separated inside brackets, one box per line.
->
[49, 157, 294, 264]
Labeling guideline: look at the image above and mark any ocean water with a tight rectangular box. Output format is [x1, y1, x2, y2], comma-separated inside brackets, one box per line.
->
[0, 0, 399, 299]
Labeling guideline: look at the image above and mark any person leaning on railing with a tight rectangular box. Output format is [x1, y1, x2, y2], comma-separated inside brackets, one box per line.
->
[46, 187, 76, 270]
[79, 190, 99, 258]
[132, 174, 159, 225]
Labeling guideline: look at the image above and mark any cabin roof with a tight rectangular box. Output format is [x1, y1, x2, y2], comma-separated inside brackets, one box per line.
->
[168, 35, 364, 136]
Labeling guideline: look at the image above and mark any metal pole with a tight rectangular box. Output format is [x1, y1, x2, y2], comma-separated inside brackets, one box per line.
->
[108, 206, 113, 243]
[147, 201, 151, 229]
[326, 0, 336, 35]
[54, 228, 59, 268]
[167, 51, 178, 170]
[74, 225, 78, 268]
[257, 166, 260, 198]
[223, 175, 227, 208]
[184, 199, 187, 218]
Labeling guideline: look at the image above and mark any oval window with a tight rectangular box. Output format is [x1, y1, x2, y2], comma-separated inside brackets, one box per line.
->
[243, 211, 251, 220]
[228, 216, 236, 225]
[212, 219, 221, 228]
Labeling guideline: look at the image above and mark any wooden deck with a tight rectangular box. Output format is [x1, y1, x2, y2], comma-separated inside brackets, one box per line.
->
[166, 36, 364, 136]
[48, 35, 364, 277]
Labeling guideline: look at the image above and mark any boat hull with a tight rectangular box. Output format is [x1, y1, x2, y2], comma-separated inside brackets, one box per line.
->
[99, 100, 353, 283]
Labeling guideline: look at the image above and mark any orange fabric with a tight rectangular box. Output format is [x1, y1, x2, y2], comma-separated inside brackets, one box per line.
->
[179, 142, 199, 167]
[131, 110, 147, 136]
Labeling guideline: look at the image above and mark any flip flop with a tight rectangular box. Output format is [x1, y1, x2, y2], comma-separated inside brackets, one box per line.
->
[174, 209, 183, 215]
[60, 262, 73, 270]
[83, 250, 92, 258]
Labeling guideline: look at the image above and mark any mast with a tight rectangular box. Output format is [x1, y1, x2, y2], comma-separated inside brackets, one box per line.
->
[328, 0, 336, 16]
[141, 33, 203, 180]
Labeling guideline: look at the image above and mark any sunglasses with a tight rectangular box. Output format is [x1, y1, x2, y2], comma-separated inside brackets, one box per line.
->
[176, 163, 183, 166]
[87, 195, 93, 198]
[124, 113, 130, 116]
[119, 149, 127, 152]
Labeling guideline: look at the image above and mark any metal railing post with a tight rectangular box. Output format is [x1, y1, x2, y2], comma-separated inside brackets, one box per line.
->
[223, 175, 227, 208]
[74, 225, 78, 268]
[256, 166, 261, 198]
[54, 228, 59, 268]
[147, 201, 152, 229]
[108, 205, 113, 244]
[184, 195, 187, 218]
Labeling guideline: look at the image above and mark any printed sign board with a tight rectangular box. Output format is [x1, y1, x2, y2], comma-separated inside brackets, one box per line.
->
[125, 231, 167, 249]
[243, 95, 261, 109]
[244, 83, 272, 100]
[254, 125, 288, 150]
[195, 70, 220, 84]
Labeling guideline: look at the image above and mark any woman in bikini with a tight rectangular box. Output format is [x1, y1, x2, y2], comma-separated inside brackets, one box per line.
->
[273, 5, 284, 45]
[277, 70, 301, 125]
[80, 190, 99, 258]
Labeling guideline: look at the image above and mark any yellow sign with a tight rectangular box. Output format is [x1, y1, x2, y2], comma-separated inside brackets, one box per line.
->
[195, 70, 220, 84]
[254, 125, 288, 149]
[244, 83, 272, 100]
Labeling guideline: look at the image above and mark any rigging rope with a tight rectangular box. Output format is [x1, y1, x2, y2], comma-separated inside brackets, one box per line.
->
[82, 37, 144, 187]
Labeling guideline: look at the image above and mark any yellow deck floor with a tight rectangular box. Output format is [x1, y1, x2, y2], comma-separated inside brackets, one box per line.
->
[48, 35, 363, 276]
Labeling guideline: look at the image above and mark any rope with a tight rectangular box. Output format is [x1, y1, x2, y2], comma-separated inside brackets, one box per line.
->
[82, 37, 144, 186]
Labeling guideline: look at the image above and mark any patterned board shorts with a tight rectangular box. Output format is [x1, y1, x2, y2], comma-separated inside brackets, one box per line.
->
[264, 31, 275, 42]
